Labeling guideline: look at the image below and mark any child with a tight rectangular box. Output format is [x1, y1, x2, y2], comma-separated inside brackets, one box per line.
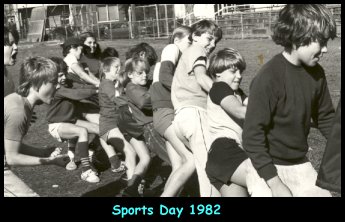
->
[79, 32, 102, 78]
[116, 57, 154, 196]
[45, 57, 100, 183]
[98, 57, 141, 193]
[171, 20, 223, 197]
[150, 26, 195, 197]
[243, 4, 336, 197]
[4, 56, 68, 196]
[4, 26, 19, 97]
[205, 48, 261, 197]
[62, 37, 100, 87]
[101, 47, 119, 60]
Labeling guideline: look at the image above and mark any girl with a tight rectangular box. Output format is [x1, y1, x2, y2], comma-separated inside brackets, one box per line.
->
[150, 26, 195, 197]
[62, 37, 100, 87]
[79, 32, 102, 78]
[98, 57, 139, 185]
[117, 58, 154, 197]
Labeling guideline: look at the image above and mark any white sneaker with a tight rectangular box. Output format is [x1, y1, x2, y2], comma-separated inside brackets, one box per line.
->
[66, 160, 77, 171]
[81, 169, 100, 183]
[88, 150, 94, 162]
[50, 147, 62, 158]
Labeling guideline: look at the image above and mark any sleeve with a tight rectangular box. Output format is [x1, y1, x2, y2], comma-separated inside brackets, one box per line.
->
[126, 84, 152, 110]
[64, 54, 78, 68]
[242, 73, 279, 181]
[209, 82, 234, 105]
[237, 88, 248, 103]
[314, 76, 335, 139]
[4, 108, 27, 142]
[187, 46, 207, 74]
[158, 45, 180, 90]
[55, 86, 97, 100]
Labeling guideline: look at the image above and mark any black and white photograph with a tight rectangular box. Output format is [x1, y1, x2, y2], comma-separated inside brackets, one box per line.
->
[4, 4, 341, 199]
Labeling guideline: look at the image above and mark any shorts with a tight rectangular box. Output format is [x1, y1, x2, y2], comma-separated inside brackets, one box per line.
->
[153, 107, 174, 137]
[48, 123, 64, 142]
[206, 137, 248, 191]
[117, 105, 144, 142]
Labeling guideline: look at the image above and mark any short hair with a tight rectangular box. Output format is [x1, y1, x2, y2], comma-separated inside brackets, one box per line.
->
[169, 25, 192, 44]
[125, 42, 158, 67]
[121, 57, 147, 87]
[189, 20, 223, 43]
[272, 4, 337, 52]
[4, 26, 19, 46]
[17, 56, 58, 97]
[208, 48, 246, 79]
[49, 57, 68, 74]
[101, 47, 119, 60]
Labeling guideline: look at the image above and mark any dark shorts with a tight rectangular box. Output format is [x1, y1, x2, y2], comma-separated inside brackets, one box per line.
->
[206, 137, 248, 191]
[153, 108, 174, 137]
[117, 105, 144, 142]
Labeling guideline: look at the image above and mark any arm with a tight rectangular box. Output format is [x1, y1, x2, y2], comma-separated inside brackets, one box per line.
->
[242, 74, 279, 182]
[159, 45, 180, 90]
[194, 65, 213, 93]
[5, 139, 67, 166]
[314, 79, 335, 139]
[126, 84, 152, 110]
[70, 63, 100, 87]
[55, 86, 97, 101]
[220, 95, 247, 120]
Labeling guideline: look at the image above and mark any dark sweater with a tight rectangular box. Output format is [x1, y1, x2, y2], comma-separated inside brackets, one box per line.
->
[243, 53, 335, 181]
[46, 86, 97, 123]
[126, 82, 153, 126]
[98, 79, 128, 136]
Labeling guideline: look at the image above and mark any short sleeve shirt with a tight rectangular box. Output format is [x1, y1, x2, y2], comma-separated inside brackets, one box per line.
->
[64, 54, 79, 74]
[4, 93, 33, 142]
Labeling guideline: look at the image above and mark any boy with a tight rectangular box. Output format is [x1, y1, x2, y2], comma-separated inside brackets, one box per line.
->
[4, 56, 68, 196]
[243, 4, 336, 197]
[171, 20, 222, 197]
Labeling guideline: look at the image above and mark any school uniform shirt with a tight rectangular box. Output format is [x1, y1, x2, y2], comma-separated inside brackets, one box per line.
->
[4, 68, 15, 98]
[98, 79, 128, 136]
[79, 54, 101, 78]
[125, 82, 153, 126]
[46, 85, 97, 124]
[171, 44, 208, 111]
[4, 93, 33, 142]
[207, 82, 247, 145]
[243, 53, 335, 181]
[150, 44, 181, 110]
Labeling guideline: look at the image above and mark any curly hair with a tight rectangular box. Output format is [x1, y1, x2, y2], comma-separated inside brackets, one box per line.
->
[272, 4, 337, 52]
[125, 42, 158, 67]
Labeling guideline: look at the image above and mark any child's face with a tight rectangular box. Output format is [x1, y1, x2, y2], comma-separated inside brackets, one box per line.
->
[84, 37, 97, 54]
[4, 33, 18, 66]
[57, 71, 66, 88]
[70, 46, 83, 60]
[193, 32, 216, 56]
[295, 40, 328, 67]
[107, 61, 121, 81]
[217, 68, 242, 91]
[129, 63, 147, 86]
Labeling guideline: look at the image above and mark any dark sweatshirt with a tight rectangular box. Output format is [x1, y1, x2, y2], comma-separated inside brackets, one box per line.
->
[243, 53, 335, 181]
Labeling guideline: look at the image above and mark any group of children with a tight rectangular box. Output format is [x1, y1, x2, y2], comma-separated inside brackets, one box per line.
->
[4, 4, 340, 197]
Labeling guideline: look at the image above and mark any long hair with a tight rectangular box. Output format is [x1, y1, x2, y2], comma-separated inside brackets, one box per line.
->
[17, 56, 58, 97]
[79, 31, 102, 58]
[4, 26, 19, 46]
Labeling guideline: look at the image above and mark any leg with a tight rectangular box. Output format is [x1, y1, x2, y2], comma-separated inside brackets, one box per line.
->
[83, 113, 100, 125]
[161, 125, 195, 197]
[75, 119, 99, 135]
[220, 183, 249, 197]
[107, 128, 136, 180]
[129, 137, 151, 176]
[276, 162, 332, 197]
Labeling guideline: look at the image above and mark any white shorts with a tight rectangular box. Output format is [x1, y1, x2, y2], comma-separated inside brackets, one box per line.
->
[48, 123, 63, 142]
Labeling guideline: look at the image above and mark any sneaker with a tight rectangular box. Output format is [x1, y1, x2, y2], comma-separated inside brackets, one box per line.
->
[50, 147, 62, 158]
[81, 169, 100, 183]
[111, 161, 127, 173]
[66, 160, 77, 171]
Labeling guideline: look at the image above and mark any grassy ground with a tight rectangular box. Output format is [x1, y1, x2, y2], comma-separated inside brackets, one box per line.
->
[7, 38, 341, 197]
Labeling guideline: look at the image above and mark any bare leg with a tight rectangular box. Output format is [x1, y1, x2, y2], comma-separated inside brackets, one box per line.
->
[220, 183, 248, 197]
[129, 138, 151, 177]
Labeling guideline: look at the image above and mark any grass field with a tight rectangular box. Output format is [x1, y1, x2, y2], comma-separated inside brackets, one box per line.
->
[6, 37, 341, 197]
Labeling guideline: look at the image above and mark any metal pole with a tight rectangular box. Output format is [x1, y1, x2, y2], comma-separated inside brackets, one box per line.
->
[241, 13, 243, 39]
[165, 4, 169, 37]
[96, 11, 100, 40]
[155, 4, 160, 38]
